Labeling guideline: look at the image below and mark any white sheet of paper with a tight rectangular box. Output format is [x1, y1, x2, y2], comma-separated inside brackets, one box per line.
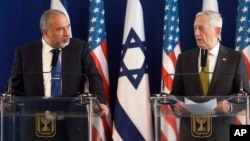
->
[184, 98, 217, 113]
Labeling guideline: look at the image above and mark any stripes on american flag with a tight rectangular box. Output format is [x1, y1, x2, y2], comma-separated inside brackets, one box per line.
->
[87, 0, 112, 140]
[235, 0, 250, 125]
[161, 0, 181, 141]
[112, 0, 153, 140]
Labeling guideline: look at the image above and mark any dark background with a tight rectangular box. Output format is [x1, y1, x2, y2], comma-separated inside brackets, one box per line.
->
[0, 0, 238, 111]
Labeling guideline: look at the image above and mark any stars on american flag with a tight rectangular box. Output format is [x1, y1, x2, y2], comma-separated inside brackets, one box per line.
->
[88, 0, 106, 50]
[163, 0, 180, 54]
[235, 0, 250, 51]
[87, 0, 112, 141]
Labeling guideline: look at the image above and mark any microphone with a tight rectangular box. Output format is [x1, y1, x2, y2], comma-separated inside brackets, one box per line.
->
[155, 73, 193, 105]
[50, 49, 92, 97]
[2, 76, 16, 104]
[200, 49, 208, 69]
[199, 61, 248, 103]
[158, 49, 208, 100]
[49, 71, 92, 98]
[3, 70, 99, 108]
[3, 77, 14, 97]
[160, 71, 247, 104]
[46, 71, 98, 105]
[3, 71, 91, 97]
[158, 72, 209, 104]
[227, 75, 247, 104]
[199, 49, 247, 102]
[72, 72, 96, 106]
[50, 49, 95, 99]
[238, 75, 246, 95]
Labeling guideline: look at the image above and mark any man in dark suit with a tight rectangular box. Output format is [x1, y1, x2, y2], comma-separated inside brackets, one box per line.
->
[171, 10, 250, 141]
[5, 9, 109, 141]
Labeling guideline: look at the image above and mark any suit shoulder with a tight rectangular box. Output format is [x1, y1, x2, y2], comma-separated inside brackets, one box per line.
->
[69, 38, 88, 46]
[67, 38, 89, 53]
[179, 48, 199, 58]
[222, 46, 242, 56]
[17, 40, 42, 51]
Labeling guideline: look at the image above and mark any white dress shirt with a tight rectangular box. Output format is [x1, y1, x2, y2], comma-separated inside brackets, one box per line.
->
[199, 42, 219, 83]
[42, 38, 61, 97]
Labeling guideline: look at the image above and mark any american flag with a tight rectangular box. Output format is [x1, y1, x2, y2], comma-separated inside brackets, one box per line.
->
[112, 0, 153, 140]
[235, 0, 250, 125]
[87, 0, 112, 140]
[161, 0, 181, 141]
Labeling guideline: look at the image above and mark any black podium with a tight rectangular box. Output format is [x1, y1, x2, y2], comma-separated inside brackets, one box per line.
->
[0, 95, 101, 141]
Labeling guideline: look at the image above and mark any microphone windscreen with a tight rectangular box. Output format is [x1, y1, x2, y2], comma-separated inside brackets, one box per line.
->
[200, 49, 208, 68]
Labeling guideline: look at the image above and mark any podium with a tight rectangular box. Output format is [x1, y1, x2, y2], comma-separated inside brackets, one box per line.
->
[149, 95, 250, 141]
[0, 95, 102, 141]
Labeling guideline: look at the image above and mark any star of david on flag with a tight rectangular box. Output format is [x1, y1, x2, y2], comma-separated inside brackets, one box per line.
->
[112, 0, 153, 140]
[119, 28, 147, 89]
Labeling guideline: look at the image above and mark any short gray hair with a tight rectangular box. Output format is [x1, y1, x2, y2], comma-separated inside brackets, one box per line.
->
[196, 10, 223, 28]
[40, 9, 66, 31]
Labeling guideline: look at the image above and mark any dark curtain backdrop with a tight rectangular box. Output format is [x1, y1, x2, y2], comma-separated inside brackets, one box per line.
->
[0, 0, 238, 111]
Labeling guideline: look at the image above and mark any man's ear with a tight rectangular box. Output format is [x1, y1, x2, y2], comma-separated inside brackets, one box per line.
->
[215, 27, 222, 37]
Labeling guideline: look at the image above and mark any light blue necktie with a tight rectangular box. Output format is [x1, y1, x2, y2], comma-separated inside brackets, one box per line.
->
[51, 49, 61, 97]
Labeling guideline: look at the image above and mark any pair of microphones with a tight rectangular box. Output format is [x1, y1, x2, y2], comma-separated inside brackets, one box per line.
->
[159, 49, 247, 104]
[199, 49, 247, 103]
[2, 71, 94, 106]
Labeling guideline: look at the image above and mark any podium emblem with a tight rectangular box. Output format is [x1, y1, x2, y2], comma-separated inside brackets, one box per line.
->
[36, 112, 56, 138]
[191, 113, 212, 138]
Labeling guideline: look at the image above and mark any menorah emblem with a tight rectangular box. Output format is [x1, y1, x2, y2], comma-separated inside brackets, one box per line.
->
[191, 113, 212, 138]
[36, 112, 56, 138]
[41, 116, 51, 131]
[196, 116, 207, 132]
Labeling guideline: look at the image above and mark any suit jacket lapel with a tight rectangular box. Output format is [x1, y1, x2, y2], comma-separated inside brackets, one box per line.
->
[207, 45, 228, 95]
[60, 43, 73, 94]
[25, 40, 44, 96]
[188, 48, 204, 95]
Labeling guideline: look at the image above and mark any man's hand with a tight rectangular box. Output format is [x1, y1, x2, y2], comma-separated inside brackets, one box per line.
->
[0, 102, 15, 113]
[215, 100, 231, 113]
[99, 104, 109, 117]
[93, 104, 109, 117]
[174, 101, 187, 115]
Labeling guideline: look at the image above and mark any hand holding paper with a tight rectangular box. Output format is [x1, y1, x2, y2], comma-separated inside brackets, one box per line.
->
[215, 99, 231, 113]
[184, 98, 217, 113]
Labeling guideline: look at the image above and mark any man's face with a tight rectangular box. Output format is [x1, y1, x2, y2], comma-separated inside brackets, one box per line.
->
[42, 13, 71, 48]
[193, 15, 221, 50]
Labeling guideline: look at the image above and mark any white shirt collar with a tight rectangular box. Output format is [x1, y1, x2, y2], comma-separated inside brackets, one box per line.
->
[42, 38, 55, 53]
[208, 42, 220, 56]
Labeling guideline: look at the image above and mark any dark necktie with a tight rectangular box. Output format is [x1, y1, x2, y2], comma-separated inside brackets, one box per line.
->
[200, 54, 209, 96]
[51, 49, 61, 97]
